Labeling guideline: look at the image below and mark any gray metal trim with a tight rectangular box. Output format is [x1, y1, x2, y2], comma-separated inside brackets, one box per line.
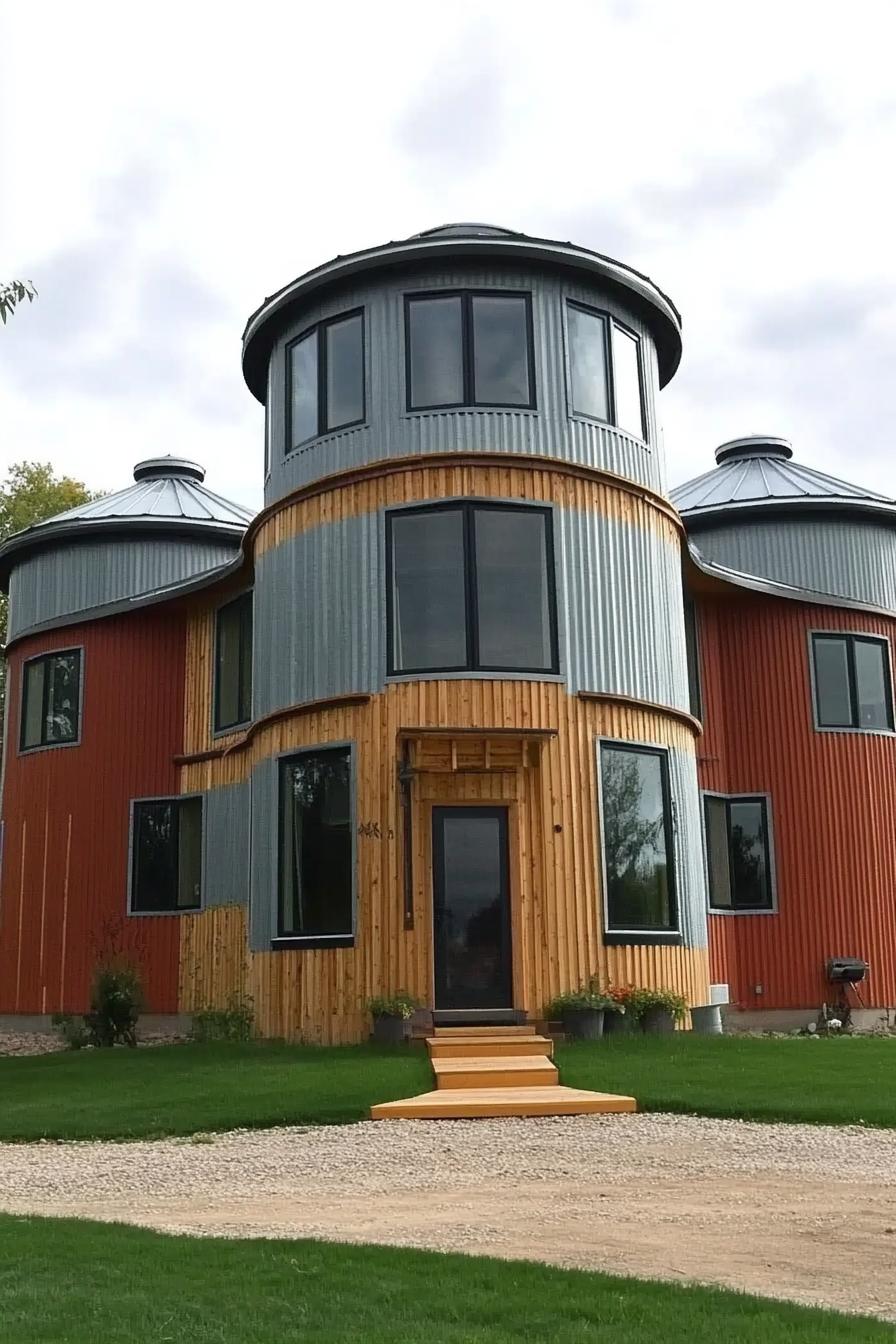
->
[806, 627, 896, 737]
[126, 792, 205, 917]
[687, 540, 896, 618]
[701, 789, 779, 916]
[17, 644, 85, 758]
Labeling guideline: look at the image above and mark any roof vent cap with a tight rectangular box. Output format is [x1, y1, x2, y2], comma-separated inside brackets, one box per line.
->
[714, 435, 793, 465]
[133, 456, 206, 484]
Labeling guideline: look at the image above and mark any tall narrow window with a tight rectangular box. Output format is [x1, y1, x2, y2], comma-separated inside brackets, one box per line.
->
[20, 649, 82, 750]
[214, 592, 253, 732]
[131, 797, 202, 913]
[286, 309, 364, 451]
[705, 794, 774, 912]
[811, 633, 893, 730]
[599, 742, 677, 934]
[683, 593, 702, 720]
[567, 301, 647, 441]
[387, 503, 558, 675]
[405, 291, 534, 410]
[279, 746, 354, 943]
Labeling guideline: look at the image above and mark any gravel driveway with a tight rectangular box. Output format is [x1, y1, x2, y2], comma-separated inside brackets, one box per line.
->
[2, 1113, 894, 1322]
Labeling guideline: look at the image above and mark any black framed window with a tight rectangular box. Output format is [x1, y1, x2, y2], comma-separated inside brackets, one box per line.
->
[811, 633, 893, 730]
[214, 592, 253, 732]
[278, 746, 354, 943]
[286, 309, 364, 452]
[705, 794, 774, 912]
[387, 503, 558, 675]
[131, 797, 202, 913]
[567, 301, 647, 440]
[405, 291, 535, 411]
[20, 649, 81, 751]
[683, 594, 702, 720]
[599, 742, 677, 934]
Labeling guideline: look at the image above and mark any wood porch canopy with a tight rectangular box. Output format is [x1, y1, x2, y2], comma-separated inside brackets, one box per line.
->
[397, 726, 557, 776]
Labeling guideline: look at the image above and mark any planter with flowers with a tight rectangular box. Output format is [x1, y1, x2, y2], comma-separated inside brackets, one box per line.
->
[366, 992, 418, 1045]
[546, 978, 620, 1040]
[629, 987, 688, 1035]
[603, 984, 637, 1035]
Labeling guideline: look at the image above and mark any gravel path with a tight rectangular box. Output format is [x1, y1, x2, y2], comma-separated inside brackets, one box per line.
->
[2, 1113, 894, 1321]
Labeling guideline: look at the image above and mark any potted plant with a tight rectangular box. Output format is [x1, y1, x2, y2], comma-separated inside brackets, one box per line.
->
[546, 977, 618, 1040]
[366, 992, 418, 1045]
[603, 984, 637, 1035]
[629, 987, 688, 1035]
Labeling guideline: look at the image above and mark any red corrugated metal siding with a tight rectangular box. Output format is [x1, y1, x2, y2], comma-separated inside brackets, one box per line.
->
[698, 592, 896, 1010]
[0, 611, 185, 1013]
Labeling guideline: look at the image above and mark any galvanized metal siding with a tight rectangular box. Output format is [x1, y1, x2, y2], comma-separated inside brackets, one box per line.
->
[697, 592, 896, 1009]
[0, 610, 186, 1015]
[264, 263, 664, 504]
[668, 743, 708, 949]
[7, 538, 240, 642]
[253, 504, 689, 717]
[203, 781, 250, 908]
[248, 758, 277, 951]
[691, 518, 896, 614]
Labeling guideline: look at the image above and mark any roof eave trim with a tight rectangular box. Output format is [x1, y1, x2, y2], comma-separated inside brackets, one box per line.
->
[687, 541, 896, 618]
[678, 497, 896, 528]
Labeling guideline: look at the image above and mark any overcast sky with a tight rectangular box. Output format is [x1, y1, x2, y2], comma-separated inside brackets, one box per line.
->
[2, 1, 895, 512]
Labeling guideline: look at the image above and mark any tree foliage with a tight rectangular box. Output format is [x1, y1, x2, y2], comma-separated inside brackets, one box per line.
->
[0, 279, 37, 325]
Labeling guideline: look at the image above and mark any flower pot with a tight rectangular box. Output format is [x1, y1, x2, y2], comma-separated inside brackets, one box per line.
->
[690, 1004, 723, 1035]
[561, 1007, 605, 1040]
[640, 1005, 676, 1035]
[371, 1014, 409, 1045]
[603, 1008, 635, 1035]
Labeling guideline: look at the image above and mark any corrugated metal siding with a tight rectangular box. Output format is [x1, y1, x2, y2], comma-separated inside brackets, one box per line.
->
[179, 680, 708, 1042]
[252, 504, 689, 717]
[691, 518, 896, 614]
[697, 592, 896, 1009]
[264, 262, 664, 505]
[203, 781, 251, 908]
[7, 538, 240, 642]
[0, 611, 186, 1014]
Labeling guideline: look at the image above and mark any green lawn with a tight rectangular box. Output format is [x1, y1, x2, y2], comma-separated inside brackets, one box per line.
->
[0, 1215, 890, 1343]
[1, 1035, 894, 1142]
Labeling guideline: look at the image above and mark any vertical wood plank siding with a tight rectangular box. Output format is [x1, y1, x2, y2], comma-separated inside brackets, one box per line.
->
[179, 682, 708, 1044]
[698, 593, 896, 1009]
[0, 612, 186, 1013]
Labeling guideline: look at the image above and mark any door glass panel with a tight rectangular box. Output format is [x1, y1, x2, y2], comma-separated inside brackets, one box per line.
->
[434, 809, 510, 1010]
[408, 296, 464, 408]
[471, 295, 531, 405]
[474, 508, 552, 668]
[390, 509, 467, 670]
[854, 639, 890, 728]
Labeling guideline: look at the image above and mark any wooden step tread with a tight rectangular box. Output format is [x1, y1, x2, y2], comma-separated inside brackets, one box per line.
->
[371, 1086, 637, 1120]
[432, 1025, 533, 1037]
[427, 1035, 553, 1059]
[432, 1054, 556, 1075]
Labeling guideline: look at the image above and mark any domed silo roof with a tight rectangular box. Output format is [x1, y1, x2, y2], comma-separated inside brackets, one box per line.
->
[671, 437, 896, 613]
[0, 457, 253, 644]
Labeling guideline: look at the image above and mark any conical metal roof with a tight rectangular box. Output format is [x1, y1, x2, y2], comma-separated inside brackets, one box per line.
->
[671, 436, 896, 525]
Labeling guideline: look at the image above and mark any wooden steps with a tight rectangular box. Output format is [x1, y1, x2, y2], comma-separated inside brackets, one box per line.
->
[370, 1024, 636, 1120]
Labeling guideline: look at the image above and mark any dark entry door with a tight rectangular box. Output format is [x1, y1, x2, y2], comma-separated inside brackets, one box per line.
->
[432, 806, 512, 1011]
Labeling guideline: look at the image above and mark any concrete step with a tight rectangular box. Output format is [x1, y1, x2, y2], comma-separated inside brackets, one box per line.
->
[432, 1054, 558, 1090]
[371, 1086, 637, 1120]
[427, 1034, 554, 1060]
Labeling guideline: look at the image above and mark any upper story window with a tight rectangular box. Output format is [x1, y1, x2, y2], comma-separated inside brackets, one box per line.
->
[287, 309, 364, 452]
[214, 592, 253, 733]
[405, 291, 535, 411]
[598, 741, 678, 936]
[20, 649, 82, 751]
[811, 633, 893, 731]
[130, 796, 202, 914]
[704, 794, 774, 913]
[683, 594, 702, 720]
[566, 301, 646, 441]
[387, 502, 558, 676]
[278, 746, 354, 945]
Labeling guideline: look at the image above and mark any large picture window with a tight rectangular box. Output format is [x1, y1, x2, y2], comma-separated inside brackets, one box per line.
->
[20, 649, 82, 751]
[387, 503, 558, 675]
[599, 742, 677, 935]
[131, 797, 202, 914]
[214, 592, 253, 732]
[405, 291, 535, 411]
[811, 633, 893, 731]
[704, 794, 774, 912]
[286, 309, 364, 451]
[567, 301, 646, 440]
[279, 746, 354, 943]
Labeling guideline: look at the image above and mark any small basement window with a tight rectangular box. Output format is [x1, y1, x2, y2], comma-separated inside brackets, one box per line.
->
[566, 301, 647, 441]
[405, 291, 535, 411]
[599, 741, 678, 936]
[704, 794, 774, 912]
[20, 649, 82, 751]
[811, 633, 893, 731]
[131, 796, 203, 913]
[286, 309, 365, 452]
[278, 746, 354, 944]
[214, 592, 253, 732]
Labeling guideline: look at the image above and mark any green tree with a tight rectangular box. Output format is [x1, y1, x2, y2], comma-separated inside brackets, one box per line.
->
[0, 280, 36, 324]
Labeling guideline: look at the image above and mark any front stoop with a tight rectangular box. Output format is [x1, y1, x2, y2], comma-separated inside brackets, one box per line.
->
[370, 1026, 637, 1120]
